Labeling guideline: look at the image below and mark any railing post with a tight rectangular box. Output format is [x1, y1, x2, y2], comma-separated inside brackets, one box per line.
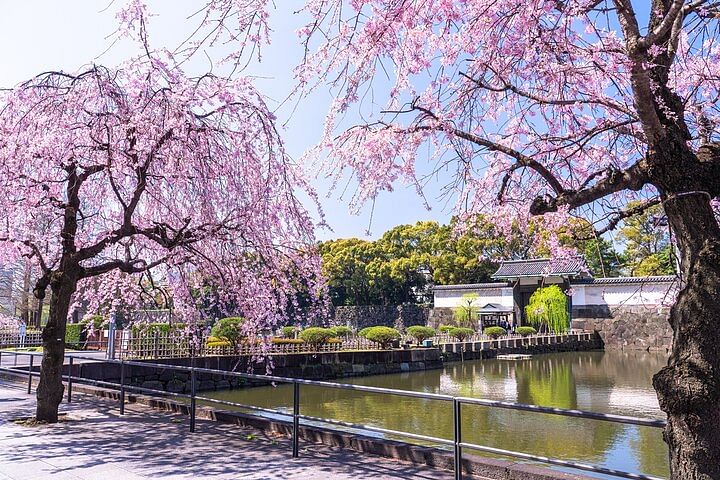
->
[453, 398, 462, 480]
[190, 368, 197, 433]
[67, 357, 73, 403]
[292, 381, 300, 458]
[119, 359, 125, 415]
[27, 354, 33, 394]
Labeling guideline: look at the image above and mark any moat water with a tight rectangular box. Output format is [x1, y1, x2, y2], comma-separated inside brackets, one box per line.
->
[204, 350, 669, 479]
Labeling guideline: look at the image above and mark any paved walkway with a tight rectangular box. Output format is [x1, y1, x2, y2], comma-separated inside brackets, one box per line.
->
[0, 381, 456, 479]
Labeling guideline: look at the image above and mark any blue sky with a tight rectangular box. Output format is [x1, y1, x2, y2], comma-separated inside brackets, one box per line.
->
[0, 1, 452, 241]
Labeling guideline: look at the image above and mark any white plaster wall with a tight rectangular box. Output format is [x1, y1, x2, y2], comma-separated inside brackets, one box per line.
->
[433, 288, 505, 308]
[435, 280, 678, 309]
[574, 282, 677, 307]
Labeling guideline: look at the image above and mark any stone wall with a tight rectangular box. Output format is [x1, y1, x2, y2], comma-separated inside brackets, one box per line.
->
[68, 348, 443, 394]
[426, 307, 454, 328]
[332, 304, 430, 331]
[572, 305, 672, 352]
[439, 332, 602, 362]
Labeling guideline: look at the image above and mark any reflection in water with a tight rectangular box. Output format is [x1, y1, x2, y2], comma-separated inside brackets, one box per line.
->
[205, 350, 669, 479]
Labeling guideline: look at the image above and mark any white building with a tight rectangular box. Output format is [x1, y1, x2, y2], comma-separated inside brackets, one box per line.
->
[432, 257, 678, 328]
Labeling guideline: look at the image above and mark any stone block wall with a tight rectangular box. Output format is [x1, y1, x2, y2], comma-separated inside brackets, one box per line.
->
[68, 348, 443, 394]
[332, 304, 430, 331]
[572, 305, 672, 352]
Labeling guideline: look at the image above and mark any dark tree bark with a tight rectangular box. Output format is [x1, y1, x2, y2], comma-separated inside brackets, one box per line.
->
[653, 193, 720, 480]
[35, 266, 79, 423]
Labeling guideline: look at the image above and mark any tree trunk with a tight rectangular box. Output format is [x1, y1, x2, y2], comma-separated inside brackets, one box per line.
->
[35, 273, 77, 423]
[653, 192, 720, 480]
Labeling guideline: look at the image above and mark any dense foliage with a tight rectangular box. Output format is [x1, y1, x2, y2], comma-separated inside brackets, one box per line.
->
[330, 326, 353, 338]
[515, 326, 538, 337]
[406, 326, 436, 344]
[298, 327, 335, 346]
[483, 327, 507, 339]
[319, 217, 628, 307]
[359, 326, 401, 348]
[210, 317, 246, 348]
[525, 286, 570, 334]
[449, 327, 475, 342]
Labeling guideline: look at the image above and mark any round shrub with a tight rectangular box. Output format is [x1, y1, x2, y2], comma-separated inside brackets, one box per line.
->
[359, 326, 401, 348]
[484, 326, 507, 339]
[330, 325, 353, 338]
[299, 327, 335, 347]
[210, 317, 245, 347]
[515, 326, 537, 337]
[448, 327, 475, 342]
[281, 326, 298, 338]
[438, 324, 454, 334]
[406, 326, 436, 344]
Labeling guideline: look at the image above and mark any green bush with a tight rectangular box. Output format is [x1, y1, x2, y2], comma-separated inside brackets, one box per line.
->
[484, 326, 507, 339]
[438, 324, 454, 334]
[515, 326, 537, 337]
[65, 323, 86, 348]
[406, 326, 436, 344]
[299, 327, 335, 347]
[281, 326, 298, 338]
[359, 326, 401, 348]
[330, 325, 353, 338]
[210, 317, 245, 347]
[448, 327, 475, 342]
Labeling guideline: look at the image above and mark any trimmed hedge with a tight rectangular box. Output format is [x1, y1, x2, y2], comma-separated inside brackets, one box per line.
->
[281, 326, 298, 338]
[65, 323, 86, 348]
[359, 326, 401, 348]
[448, 327, 474, 342]
[330, 325, 353, 338]
[406, 326, 436, 343]
[484, 326, 507, 339]
[515, 326, 537, 337]
[438, 324, 454, 334]
[210, 317, 245, 346]
[299, 327, 335, 346]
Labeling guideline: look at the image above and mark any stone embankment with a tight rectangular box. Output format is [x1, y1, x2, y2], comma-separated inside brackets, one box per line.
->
[439, 331, 601, 361]
[69, 348, 444, 394]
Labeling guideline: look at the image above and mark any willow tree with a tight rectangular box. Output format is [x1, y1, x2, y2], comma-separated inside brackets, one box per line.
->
[525, 286, 570, 334]
[0, 64, 322, 422]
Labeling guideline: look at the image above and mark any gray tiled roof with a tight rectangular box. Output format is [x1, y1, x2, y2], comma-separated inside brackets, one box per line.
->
[571, 275, 677, 285]
[491, 257, 589, 279]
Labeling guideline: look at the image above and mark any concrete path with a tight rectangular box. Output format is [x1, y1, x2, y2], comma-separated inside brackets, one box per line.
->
[0, 381, 457, 479]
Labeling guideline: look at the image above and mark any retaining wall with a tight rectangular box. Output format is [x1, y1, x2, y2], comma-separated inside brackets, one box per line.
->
[69, 348, 444, 394]
[439, 332, 602, 362]
[332, 304, 430, 330]
[572, 305, 672, 353]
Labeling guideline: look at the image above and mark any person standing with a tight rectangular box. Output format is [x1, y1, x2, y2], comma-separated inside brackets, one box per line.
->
[18, 320, 27, 348]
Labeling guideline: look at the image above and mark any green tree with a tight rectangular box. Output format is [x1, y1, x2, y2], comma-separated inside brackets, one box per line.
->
[525, 286, 570, 334]
[617, 203, 675, 276]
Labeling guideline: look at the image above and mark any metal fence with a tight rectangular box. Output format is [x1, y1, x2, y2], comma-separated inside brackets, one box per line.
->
[0, 350, 666, 480]
[0, 329, 43, 348]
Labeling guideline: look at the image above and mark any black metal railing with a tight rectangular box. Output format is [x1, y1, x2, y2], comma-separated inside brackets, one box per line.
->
[0, 350, 666, 480]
